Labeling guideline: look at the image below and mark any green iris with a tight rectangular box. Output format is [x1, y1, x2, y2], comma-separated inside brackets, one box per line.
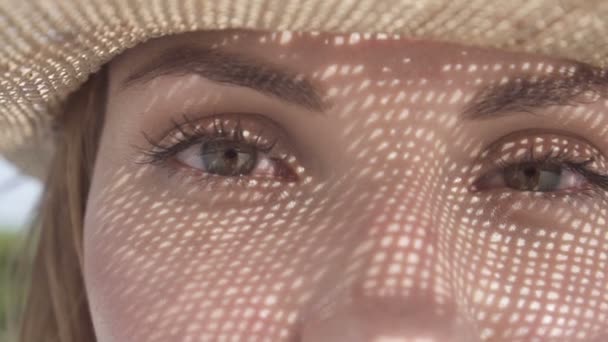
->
[200, 140, 258, 176]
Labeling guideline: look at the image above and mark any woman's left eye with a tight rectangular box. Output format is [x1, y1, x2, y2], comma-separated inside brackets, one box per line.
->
[477, 161, 584, 192]
[470, 131, 608, 196]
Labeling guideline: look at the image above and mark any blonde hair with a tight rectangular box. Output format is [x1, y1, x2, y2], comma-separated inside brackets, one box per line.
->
[15, 67, 108, 342]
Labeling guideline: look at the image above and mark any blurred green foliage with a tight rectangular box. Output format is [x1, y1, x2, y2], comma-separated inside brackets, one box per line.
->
[0, 229, 25, 342]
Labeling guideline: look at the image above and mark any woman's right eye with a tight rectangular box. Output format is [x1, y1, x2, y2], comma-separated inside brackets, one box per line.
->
[175, 138, 294, 179]
[141, 114, 300, 182]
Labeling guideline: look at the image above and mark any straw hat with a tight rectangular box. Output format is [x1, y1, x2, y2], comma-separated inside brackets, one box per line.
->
[1, 0, 606, 178]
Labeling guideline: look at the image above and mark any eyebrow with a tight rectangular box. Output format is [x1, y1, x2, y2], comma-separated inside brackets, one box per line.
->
[464, 62, 608, 120]
[122, 46, 327, 112]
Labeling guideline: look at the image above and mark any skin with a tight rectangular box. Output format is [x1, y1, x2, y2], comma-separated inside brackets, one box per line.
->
[84, 30, 608, 341]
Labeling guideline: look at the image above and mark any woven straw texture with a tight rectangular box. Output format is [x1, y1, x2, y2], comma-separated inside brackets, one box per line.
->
[1, 0, 607, 177]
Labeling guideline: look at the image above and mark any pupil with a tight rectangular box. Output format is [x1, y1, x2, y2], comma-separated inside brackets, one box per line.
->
[224, 149, 238, 160]
[523, 166, 537, 178]
[503, 163, 563, 192]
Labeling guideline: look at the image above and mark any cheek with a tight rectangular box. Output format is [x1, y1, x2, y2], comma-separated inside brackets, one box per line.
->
[83, 164, 360, 341]
[449, 206, 608, 339]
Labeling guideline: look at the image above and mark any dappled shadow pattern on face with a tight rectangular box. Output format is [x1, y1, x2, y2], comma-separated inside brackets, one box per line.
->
[84, 31, 608, 342]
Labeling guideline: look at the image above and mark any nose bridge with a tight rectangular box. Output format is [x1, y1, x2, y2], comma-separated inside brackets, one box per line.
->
[354, 189, 454, 314]
[358, 198, 441, 297]
[352, 141, 450, 286]
[340, 122, 452, 298]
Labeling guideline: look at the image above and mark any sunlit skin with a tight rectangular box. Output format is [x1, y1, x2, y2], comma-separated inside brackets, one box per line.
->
[83, 30, 608, 341]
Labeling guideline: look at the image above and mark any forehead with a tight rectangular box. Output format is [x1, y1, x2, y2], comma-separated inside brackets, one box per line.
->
[109, 30, 577, 82]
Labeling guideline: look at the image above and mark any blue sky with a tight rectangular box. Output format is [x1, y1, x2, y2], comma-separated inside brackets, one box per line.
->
[0, 158, 41, 231]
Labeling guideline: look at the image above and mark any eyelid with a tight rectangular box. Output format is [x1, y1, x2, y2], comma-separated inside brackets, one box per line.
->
[478, 128, 608, 164]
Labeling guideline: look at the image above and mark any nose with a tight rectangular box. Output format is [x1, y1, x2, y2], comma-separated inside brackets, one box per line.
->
[295, 201, 478, 341]
[298, 295, 478, 341]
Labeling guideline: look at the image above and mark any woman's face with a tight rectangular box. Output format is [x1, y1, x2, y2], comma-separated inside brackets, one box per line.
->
[84, 30, 608, 341]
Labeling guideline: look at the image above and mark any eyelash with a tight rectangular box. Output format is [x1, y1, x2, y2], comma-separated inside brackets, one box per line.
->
[477, 146, 608, 199]
[139, 115, 278, 166]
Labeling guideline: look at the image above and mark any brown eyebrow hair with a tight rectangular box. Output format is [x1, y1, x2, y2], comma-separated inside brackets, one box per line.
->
[464, 62, 608, 120]
[122, 46, 327, 112]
